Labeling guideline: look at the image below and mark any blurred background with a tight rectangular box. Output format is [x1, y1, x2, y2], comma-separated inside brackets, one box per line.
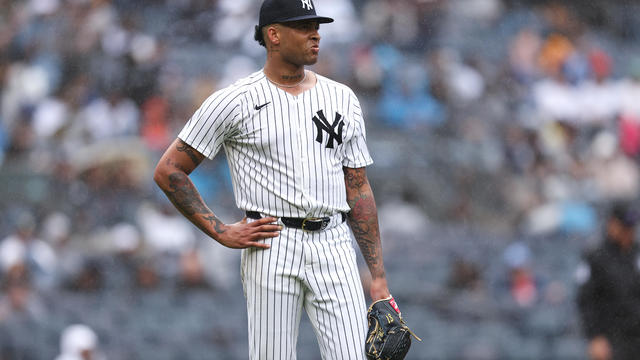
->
[1, 0, 640, 358]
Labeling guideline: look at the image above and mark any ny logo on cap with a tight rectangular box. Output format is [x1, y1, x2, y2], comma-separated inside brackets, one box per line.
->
[301, 0, 313, 10]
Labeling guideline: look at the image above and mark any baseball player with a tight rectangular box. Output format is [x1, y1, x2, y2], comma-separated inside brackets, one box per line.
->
[154, 0, 392, 358]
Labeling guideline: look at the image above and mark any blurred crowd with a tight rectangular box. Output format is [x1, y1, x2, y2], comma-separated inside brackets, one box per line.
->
[2, 0, 640, 358]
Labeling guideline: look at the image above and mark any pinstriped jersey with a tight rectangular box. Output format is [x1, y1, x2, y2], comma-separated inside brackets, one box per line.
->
[178, 70, 373, 218]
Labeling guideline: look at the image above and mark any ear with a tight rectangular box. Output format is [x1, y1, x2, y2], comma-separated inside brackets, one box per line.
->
[266, 25, 281, 46]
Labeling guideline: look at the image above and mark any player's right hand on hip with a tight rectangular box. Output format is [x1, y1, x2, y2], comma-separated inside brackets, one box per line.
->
[215, 217, 281, 249]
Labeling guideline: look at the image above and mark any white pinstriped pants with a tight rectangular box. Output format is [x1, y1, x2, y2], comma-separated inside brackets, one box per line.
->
[241, 221, 368, 360]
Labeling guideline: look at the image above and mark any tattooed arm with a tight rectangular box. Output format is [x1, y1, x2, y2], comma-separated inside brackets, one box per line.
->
[343, 166, 390, 301]
[154, 138, 280, 249]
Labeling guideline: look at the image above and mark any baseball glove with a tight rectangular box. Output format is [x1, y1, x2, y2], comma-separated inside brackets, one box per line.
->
[365, 295, 421, 360]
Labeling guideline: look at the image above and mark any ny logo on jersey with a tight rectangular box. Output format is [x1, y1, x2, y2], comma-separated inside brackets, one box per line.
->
[301, 0, 313, 10]
[312, 110, 343, 149]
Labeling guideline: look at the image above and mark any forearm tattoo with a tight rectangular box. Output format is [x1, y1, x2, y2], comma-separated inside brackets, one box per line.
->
[166, 172, 208, 215]
[203, 215, 227, 235]
[176, 139, 201, 166]
[164, 172, 226, 234]
[345, 168, 385, 279]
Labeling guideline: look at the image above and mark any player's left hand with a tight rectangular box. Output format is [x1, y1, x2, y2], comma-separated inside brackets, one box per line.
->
[365, 295, 421, 360]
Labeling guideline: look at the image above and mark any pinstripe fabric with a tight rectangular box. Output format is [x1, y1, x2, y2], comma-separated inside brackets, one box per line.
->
[179, 69, 372, 359]
[178, 70, 373, 218]
[241, 222, 368, 359]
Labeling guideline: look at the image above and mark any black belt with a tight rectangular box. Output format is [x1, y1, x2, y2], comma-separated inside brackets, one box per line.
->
[245, 211, 346, 232]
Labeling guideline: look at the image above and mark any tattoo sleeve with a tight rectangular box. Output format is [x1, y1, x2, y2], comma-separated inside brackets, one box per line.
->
[162, 172, 226, 237]
[344, 167, 385, 279]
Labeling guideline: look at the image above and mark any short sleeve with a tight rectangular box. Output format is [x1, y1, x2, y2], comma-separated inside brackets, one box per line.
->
[178, 87, 243, 159]
[342, 90, 373, 168]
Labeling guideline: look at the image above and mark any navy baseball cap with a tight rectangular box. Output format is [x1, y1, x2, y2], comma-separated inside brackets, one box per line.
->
[257, 0, 334, 28]
[611, 202, 639, 227]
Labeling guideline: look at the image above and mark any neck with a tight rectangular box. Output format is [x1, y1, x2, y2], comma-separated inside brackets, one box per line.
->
[263, 59, 306, 87]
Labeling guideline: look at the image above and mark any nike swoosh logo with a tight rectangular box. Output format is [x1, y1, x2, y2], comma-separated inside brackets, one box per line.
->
[254, 102, 270, 111]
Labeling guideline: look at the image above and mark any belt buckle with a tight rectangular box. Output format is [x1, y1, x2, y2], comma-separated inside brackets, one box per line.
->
[302, 217, 328, 232]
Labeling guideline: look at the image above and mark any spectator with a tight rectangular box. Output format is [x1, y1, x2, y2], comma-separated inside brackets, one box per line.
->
[576, 202, 640, 360]
[0, 265, 48, 358]
[501, 242, 540, 308]
[0, 211, 57, 289]
[64, 258, 104, 293]
[0, 265, 46, 323]
[509, 28, 542, 84]
[54, 324, 105, 360]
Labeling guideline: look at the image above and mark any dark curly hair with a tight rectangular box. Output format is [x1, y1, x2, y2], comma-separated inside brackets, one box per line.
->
[254, 25, 266, 47]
